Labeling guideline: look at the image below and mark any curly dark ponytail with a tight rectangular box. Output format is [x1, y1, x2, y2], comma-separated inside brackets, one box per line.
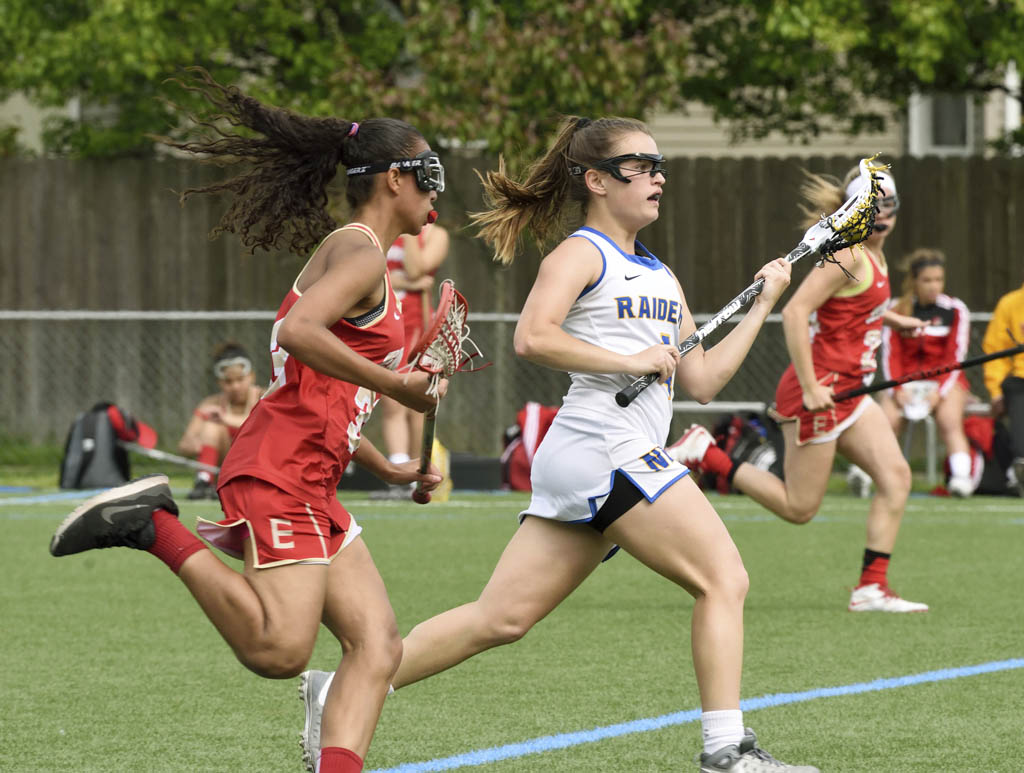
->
[158, 68, 424, 255]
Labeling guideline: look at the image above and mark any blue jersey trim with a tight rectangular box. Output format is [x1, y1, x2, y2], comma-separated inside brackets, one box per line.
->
[576, 226, 664, 270]
[568, 231, 607, 298]
[586, 467, 691, 518]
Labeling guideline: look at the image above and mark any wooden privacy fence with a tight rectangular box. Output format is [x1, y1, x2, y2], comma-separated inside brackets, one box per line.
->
[1, 155, 1021, 313]
[1, 155, 1021, 456]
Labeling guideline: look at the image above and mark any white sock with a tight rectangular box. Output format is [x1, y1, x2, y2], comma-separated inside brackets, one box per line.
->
[389, 452, 411, 465]
[949, 451, 971, 479]
[701, 709, 744, 756]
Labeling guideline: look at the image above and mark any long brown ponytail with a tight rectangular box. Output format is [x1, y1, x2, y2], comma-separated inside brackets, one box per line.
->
[471, 116, 649, 265]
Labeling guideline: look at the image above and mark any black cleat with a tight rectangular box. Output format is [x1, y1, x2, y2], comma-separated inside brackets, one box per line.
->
[186, 477, 218, 501]
[49, 474, 179, 557]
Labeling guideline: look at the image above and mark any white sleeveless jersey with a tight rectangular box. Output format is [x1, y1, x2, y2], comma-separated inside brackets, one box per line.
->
[559, 227, 682, 443]
[522, 227, 690, 526]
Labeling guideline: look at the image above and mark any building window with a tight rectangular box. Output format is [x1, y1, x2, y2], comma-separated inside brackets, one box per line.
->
[908, 93, 975, 156]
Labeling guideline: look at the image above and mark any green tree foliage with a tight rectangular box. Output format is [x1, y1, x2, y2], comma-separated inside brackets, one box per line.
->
[696, 0, 1024, 143]
[1, 0, 1021, 158]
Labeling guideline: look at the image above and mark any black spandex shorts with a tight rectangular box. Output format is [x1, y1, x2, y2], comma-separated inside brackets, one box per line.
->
[588, 472, 645, 533]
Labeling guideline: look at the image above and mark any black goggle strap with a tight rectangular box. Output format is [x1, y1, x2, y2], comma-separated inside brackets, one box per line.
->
[569, 153, 667, 183]
[347, 151, 445, 192]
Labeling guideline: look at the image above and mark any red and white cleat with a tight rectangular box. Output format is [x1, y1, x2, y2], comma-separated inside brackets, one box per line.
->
[667, 424, 714, 470]
[848, 583, 928, 613]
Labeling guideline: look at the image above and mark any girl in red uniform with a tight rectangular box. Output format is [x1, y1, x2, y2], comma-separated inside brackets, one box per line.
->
[48, 69, 445, 773]
[879, 248, 974, 495]
[672, 166, 930, 613]
[178, 341, 265, 500]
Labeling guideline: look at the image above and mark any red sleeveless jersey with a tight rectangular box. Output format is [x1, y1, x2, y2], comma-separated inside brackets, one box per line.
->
[881, 293, 970, 395]
[219, 224, 406, 508]
[387, 230, 436, 361]
[807, 246, 891, 377]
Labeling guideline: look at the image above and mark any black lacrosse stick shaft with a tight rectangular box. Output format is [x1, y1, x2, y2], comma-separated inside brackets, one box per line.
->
[614, 243, 814, 408]
[833, 342, 1024, 402]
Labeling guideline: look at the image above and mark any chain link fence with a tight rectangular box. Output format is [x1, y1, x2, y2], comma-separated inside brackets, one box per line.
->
[0, 310, 996, 471]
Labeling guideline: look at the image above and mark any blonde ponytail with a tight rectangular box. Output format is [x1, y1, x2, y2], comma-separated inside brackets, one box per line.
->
[797, 170, 846, 230]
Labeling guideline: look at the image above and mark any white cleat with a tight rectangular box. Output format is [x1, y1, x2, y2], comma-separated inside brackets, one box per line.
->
[1011, 458, 1024, 498]
[668, 424, 714, 469]
[699, 728, 819, 772]
[298, 670, 334, 773]
[848, 583, 928, 613]
[846, 464, 873, 498]
[947, 475, 974, 497]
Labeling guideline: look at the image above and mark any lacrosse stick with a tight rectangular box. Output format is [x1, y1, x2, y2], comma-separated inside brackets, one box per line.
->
[406, 279, 486, 503]
[615, 155, 887, 408]
[833, 342, 1024, 403]
[119, 441, 220, 474]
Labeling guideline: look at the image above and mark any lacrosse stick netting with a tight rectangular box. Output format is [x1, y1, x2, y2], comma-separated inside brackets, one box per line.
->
[406, 279, 487, 396]
[406, 279, 487, 503]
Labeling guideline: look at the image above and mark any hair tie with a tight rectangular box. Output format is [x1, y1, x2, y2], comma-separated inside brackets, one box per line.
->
[575, 117, 592, 131]
[347, 122, 360, 138]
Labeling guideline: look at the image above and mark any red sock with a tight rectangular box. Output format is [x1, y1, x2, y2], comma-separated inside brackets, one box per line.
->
[197, 445, 219, 482]
[700, 444, 736, 479]
[147, 508, 207, 574]
[317, 747, 363, 773]
[859, 549, 890, 588]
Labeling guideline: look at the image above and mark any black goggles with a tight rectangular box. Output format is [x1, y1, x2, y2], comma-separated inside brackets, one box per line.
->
[347, 149, 445, 193]
[569, 153, 668, 183]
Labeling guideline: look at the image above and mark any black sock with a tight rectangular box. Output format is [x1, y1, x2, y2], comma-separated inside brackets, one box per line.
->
[861, 547, 891, 571]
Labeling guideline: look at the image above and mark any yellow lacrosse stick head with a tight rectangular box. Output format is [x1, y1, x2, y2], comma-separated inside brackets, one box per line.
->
[819, 154, 888, 256]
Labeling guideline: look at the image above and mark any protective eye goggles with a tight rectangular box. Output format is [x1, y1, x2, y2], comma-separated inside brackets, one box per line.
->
[876, 193, 900, 216]
[569, 153, 668, 183]
[214, 356, 253, 380]
[347, 149, 445, 193]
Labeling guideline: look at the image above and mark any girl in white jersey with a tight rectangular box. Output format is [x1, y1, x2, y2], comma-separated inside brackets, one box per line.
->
[302, 116, 817, 773]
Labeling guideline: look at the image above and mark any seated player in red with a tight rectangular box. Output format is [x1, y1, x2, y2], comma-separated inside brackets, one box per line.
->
[878, 248, 973, 496]
[177, 341, 264, 500]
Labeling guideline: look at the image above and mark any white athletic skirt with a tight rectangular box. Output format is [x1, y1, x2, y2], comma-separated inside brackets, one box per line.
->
[521, 409, 691, 524]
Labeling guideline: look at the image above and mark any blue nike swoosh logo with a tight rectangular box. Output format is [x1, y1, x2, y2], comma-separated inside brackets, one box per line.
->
[625, 274, 641, 281]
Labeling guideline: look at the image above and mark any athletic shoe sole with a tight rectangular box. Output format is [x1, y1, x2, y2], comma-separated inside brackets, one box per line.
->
[298, 670, 332, 773]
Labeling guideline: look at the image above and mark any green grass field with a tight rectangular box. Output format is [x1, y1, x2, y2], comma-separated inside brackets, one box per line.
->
[2, 478, 1021, 772]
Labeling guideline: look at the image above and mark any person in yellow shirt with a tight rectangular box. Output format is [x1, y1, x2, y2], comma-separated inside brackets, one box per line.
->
[982, 280, 1024, 496]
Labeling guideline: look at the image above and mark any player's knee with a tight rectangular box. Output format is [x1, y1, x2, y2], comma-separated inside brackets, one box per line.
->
[719, 562, 749, 603]
[876, 458, 912, 499]
[480, 609, 534, 646]
[697, 557, 748, 604]
[374, 631, 404, 680]
[341, 625, 404, 680]
[786, 505, 818, 525]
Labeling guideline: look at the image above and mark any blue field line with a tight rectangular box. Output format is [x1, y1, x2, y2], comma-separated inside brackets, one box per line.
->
[0, 489, 105, 506]
[370, 658, 1024, 773]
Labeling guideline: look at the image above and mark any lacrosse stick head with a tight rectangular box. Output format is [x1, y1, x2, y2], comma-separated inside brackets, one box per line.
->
[801, 154, 887, 260]
[407, 279, 486, 397]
